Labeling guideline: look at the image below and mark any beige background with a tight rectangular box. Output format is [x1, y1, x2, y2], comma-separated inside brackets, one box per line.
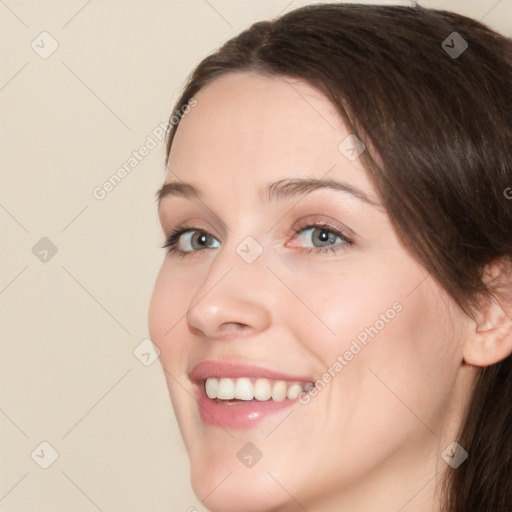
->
[1, 1, 510, 511]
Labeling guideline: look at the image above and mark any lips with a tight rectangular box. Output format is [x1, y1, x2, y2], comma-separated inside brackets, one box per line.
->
[189, 360, 314, 382]
[189, 361, 315, 429]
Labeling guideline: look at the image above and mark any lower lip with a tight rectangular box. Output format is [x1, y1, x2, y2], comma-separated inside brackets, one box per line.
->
[195, 383, 299, 429]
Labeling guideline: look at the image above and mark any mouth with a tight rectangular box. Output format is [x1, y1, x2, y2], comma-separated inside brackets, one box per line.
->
[190, 361, 315, 429]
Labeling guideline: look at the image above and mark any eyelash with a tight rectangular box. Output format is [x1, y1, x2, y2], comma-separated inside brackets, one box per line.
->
[161, 222, 353, 257]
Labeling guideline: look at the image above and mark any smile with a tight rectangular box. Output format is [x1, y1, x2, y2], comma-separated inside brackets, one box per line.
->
[190, 361, 315, 428]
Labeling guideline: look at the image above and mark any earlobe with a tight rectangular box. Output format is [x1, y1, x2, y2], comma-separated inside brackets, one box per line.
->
[463, 259, 512, 367]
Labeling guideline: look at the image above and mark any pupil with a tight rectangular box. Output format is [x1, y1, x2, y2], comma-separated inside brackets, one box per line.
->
[193, 232, 209, 248]
[316, 228, 335, 246]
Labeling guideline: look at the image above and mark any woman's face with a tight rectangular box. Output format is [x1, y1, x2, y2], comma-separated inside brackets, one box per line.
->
[149, 72, 474, 512]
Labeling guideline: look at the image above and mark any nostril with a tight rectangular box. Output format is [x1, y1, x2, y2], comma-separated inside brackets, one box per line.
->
[188, 325, 205, 337]
[218, 322, 251, 335]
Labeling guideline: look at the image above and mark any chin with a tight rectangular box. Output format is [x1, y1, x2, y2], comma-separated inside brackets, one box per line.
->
[189, 460, 298, 512]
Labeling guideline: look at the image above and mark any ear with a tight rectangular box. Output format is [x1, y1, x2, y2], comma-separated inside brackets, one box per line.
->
[463, 258, 512, 367]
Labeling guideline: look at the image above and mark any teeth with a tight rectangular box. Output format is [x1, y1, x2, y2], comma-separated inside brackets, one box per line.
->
[217, 378, 235, 399]
[254, 378, 272, 401]
[234, 378, 254, 401]
[271, 380, 288, 402]
[286, 384, 303, 400]
[204, 377, 312, 401]
[205, 377, 219, 399]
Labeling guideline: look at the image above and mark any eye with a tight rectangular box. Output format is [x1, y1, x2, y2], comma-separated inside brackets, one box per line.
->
[161, 222, 352, 257]
[288, 223, 353, 254]
[161, 226, 220, 256]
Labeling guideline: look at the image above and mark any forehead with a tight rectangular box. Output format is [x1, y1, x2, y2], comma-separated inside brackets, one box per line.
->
[191, 71, 341, 125]
[166, 71, 372, 199]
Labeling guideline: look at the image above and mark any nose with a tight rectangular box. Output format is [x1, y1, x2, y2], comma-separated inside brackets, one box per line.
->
[185, 255, 272, 339]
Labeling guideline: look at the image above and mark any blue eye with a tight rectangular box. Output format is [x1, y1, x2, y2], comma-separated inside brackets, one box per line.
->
[161, 227, 220, 256]
[294, 226, 346, 250]
[161, 223, 352, 257]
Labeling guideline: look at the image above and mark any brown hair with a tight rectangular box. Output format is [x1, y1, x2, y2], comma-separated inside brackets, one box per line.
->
[163, 4, 512, 510]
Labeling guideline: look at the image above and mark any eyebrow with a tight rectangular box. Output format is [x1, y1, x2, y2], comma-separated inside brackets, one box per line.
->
[156, 177, 380, 209]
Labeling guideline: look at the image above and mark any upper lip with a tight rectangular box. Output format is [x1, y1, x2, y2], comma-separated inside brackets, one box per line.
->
[189, 360, 314, 383]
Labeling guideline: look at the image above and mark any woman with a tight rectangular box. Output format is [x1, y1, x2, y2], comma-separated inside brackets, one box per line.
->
[148, 4, 512, 511]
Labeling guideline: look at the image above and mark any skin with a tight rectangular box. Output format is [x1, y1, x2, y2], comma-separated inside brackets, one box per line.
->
[148, 72, 496, 512]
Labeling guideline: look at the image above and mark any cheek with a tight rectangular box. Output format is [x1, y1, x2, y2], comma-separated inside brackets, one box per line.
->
[148, 264, 199, 431]
[334, 282, 459, 442]
[148, 263, 192, 364]
[283, 253, 410, 362]
[291, 255, 458, 426]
